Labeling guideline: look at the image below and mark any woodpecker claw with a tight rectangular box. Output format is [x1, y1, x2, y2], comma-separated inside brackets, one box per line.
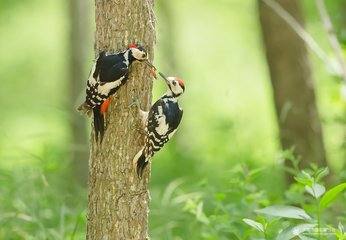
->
[150, 68, 157, 79]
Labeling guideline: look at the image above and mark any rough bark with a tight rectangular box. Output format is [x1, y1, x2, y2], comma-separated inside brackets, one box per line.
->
[258, 0, 328, 180]
[86, 1, 155, 239]
[69, 0, 91, 185]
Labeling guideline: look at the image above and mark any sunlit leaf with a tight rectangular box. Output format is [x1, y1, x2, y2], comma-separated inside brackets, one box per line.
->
[255, 205, 311, 220]
[196, 202, 209, 225]
[295, 171, 314, 186]
[243, 218, 264, 232]
[305, 183, 325, 199]
[315, 167, 329, 182]
[161, 179, 184, 206]
[277, 224, 316, 240]
[302, 171, 312, 179]
[295, 177, 312, 186]
[319, 183, 346, 209]
[173, 192, 202, 204]
[248, 167, 266, 178]
[338, 222, 344, 234]
[16, 213, 34, 222]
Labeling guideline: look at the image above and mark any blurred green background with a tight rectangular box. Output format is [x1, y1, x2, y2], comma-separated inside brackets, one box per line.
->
[0, 0, 345, 239]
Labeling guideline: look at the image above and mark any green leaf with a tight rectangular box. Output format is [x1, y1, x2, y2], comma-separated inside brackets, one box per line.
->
[243, 218, 264, 232]
[161, 179, 184, 206]
[214, 192, 226, 202]
[295, 171, 314, 186]
[255, 205, 311, 220]
[338, 222, 344, 234]
[277, 224, 316, 240]
[295, 176, 312, 186]
[248, 167, 266, 178]
[315, 167, 329, 182]
[319, 183, 346, 209]
[196, 202, 209, 224]
[305, 183, 325, 199]
[302, 171, 312, 179]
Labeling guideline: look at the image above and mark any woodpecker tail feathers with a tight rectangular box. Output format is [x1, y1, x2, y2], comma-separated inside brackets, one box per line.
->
[77, 102, 93, 117]
[133, 147, 149, 178]
[93, 107, 105, 143]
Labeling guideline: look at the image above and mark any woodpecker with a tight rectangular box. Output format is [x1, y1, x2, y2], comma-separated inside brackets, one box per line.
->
[132, 72, 185, 177]
[77, 44, 155, 142]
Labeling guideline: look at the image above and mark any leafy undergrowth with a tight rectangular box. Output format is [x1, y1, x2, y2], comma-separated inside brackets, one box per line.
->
[150, 163, 346, 240]
[0, 143, 87, 240]
[1, 150, 345, 239]
[0, 167, 87, 240]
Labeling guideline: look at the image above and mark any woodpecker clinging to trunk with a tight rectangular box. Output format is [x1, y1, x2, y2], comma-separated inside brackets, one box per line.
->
[132, 72, 185, 178]
[77, 44, 155, 142]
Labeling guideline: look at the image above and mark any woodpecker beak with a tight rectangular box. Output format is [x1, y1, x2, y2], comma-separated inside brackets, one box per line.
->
[159, 72, 170, 84]
[144, 60, 155, 69]
[145, 60, 157, 79]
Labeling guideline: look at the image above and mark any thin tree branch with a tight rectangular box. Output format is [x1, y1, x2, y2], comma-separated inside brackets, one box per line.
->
[261, 0, 336, 74]
[315, 0, 346, 84]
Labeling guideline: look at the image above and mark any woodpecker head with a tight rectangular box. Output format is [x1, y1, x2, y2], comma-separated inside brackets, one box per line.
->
[159, 72, 185, 97]
[128, 43, 155, 69]
[128, 43, 147, 60]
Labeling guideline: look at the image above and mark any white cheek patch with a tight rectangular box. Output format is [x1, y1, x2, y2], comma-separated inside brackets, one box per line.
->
[155, 106, 169, 135]
[171, 84, 183, 96]
[131, 48, 145, 60]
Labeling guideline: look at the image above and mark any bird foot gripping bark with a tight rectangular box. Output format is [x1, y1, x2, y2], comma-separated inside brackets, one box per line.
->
[149, 66, 157, 79]
[77, 102, 93, 117]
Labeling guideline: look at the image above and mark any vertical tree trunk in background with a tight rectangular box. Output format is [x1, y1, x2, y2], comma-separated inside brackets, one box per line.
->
[157, 0, 177, 73]
[258, 0, 328, 181]
[69, 0, 91, 185]
[87, 1, 155, 239]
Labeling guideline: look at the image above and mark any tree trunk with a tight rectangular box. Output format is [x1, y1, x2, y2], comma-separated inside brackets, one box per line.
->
[69, 0, 91, 185]
[258, 0, 328, 180]
[86, 1, 155, 239]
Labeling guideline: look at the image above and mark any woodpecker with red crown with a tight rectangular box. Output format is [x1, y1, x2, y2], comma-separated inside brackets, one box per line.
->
[132, 72, 185, 178]
[77, 44, 155, 142]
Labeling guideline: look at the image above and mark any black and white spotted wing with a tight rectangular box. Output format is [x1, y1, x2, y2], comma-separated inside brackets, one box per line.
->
[78, 50, 138, 143]
[85, 53, 129, 107]
[144, 97, 183, 158]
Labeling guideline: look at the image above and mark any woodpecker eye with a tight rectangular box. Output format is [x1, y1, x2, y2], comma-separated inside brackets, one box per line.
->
[172, 81, 177, 86]
[142, 53, 146, 58]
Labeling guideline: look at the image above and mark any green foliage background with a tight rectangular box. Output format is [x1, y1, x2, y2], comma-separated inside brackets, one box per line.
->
[0, 0, 345, 239]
